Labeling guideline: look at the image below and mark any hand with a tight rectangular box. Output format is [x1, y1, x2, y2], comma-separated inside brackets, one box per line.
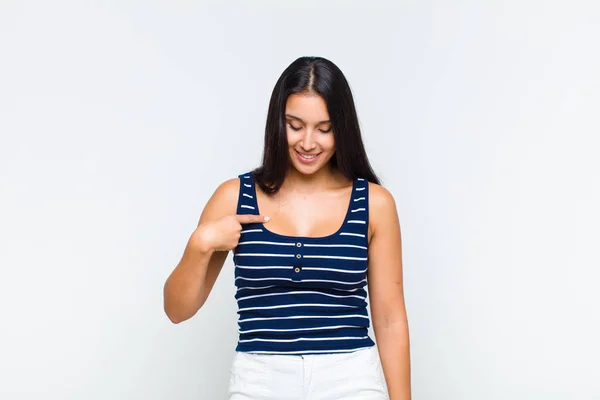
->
[191, 214, 270, 253]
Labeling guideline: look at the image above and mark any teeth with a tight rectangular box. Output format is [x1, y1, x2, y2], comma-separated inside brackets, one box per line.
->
[299, 153, 317, 159]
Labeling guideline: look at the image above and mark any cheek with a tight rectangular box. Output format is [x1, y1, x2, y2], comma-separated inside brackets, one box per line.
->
[286, 129, 299, 145]
[324, 136, 335, 152]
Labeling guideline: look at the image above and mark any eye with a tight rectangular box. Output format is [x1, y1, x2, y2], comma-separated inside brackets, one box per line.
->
[288, 123, 302, 131]
[319, 127, 333, 133]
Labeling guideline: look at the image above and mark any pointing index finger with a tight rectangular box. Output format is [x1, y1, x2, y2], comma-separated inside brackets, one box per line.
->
[236, 214, 270, 224]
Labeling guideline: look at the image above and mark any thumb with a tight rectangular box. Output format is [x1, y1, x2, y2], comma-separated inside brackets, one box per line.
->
[235, 214, 270, 224]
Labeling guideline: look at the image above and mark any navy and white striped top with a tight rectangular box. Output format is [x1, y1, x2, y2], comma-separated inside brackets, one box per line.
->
[232, 171, 376, 355]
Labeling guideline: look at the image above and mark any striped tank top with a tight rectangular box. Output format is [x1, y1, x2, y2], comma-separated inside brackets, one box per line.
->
[232, 171, 376, 355]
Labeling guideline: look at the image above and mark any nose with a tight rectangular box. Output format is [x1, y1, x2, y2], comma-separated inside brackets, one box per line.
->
[300, 129, 317, 151]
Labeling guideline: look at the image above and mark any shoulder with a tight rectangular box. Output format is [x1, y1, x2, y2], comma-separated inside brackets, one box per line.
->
[367, 181, 399, 224]
[368, 181, 396, 209]
[196, 176, 242, 225]
[214, 176, 241, 199]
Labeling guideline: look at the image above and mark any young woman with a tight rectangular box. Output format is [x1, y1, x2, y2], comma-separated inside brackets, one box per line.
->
[164, 56, 411, 399]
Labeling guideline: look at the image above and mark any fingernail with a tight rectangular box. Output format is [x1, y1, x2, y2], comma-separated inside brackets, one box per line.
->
[264, 216, 270, 221]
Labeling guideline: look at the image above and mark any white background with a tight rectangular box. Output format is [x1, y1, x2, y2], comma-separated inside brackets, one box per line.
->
[1, 1, 599, 399]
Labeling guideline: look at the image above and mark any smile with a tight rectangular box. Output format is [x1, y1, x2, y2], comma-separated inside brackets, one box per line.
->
[295, 150, 321, 163]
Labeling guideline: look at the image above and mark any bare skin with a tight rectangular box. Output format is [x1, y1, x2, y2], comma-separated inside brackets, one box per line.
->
[163, 92, 411, 399]
[162, 178, 270, 323]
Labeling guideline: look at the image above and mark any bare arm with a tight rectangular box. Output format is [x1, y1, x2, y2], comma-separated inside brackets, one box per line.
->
[367, 183, 411, 399]
[163, 178, 239, 324]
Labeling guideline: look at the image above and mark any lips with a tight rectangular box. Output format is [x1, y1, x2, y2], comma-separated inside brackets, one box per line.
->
[295, 150, 321, 164]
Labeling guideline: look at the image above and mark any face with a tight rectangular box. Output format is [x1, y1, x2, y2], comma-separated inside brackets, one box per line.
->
[285, 93, 336, 175]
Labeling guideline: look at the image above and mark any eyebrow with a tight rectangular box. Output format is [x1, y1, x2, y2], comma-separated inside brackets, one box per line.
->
[285, 114, 331, 124]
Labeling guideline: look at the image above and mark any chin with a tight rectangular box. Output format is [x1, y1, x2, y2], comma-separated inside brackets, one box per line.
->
[295, 166, 321, 175]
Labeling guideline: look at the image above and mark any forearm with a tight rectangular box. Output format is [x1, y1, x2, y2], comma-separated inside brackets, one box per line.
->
[374, 319, 411, 400]
[163, 235, 214, 323]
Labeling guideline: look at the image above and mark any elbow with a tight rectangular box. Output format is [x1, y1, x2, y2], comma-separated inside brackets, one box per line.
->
[164, 302, 184, 324]
[164, 306, 192, 324]
[165, 310, 185, 324]
[372, 307, 409, 330]
[163, 285, 184, 323]
[163, 280, 206, 324]
[163, 298, 205, 324]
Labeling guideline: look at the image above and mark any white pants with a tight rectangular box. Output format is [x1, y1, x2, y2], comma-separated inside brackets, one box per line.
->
[228, 345, 389, 399]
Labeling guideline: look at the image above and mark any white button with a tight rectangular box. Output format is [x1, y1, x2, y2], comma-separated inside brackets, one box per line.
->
[294, 267, 300, 273]
[296, 242, 302, 247]
[296, 254, 301, 259]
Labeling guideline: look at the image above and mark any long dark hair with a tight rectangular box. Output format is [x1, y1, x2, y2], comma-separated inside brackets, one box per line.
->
[253, 56, 380, 194]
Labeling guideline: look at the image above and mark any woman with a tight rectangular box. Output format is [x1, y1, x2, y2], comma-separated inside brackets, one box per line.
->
[163, 56, 411, 399]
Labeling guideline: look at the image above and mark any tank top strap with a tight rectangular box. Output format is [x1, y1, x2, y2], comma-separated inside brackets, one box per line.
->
[236, 172, 259, 215]
[338, 177, 369, 243]
[357, 177, 369, 231]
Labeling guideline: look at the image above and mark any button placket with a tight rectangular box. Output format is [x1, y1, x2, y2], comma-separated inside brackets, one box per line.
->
[292, 241, 303, 281]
